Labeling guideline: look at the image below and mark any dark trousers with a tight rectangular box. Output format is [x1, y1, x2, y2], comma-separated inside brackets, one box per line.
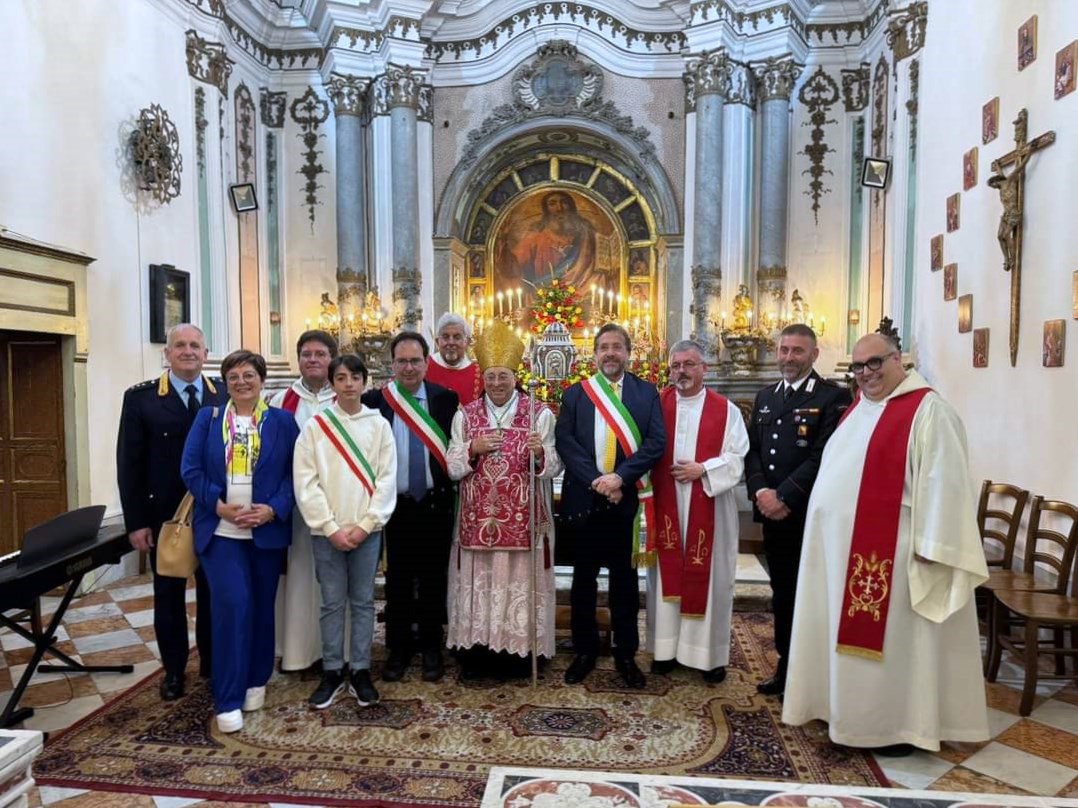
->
[150, 540, 212, 677]
[570, 505, 639, 659]
[384, 494, 454, 653]
[761, 514, 807, 665]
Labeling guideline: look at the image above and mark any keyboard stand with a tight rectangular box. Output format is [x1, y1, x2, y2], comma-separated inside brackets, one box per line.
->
[1, 573, 133, 728]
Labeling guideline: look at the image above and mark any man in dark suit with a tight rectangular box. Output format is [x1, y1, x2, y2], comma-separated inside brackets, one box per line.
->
[116, 323, 228, 700]
[362, 331, 459, 683]
[555, 323, 665, 689]
[745, 323, 850, 697]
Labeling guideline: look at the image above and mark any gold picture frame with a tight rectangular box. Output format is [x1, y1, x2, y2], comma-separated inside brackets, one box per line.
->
[958, 294, 973, 333]
[946, 193, 961, 233]
[930, 234, 944, 271]
[982, 97, 999, 145]
[1043, 319, 1065, 367]
[1018, 15, 1037, 71]
[973, 328, 989, 368]
[963, 147, 978, 190]
[1055, 40, 1077, 101]
[944, 264, 958, 301]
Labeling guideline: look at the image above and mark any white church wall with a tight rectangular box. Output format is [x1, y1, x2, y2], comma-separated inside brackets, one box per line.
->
[915, 1, 1078, 509]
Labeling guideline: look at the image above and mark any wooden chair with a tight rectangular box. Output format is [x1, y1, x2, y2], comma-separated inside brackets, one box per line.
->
[977, 480, 1029, 568]
[987, 499, 1078, 714]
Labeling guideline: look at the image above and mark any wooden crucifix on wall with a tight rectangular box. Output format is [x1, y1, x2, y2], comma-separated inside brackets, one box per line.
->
[987, 108, 1055, 366]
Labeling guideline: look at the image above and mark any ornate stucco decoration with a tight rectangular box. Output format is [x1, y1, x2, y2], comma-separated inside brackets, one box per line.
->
[128, 103, 182, 205]
[425, 5, 685, 62]
[797, 66, 840, 225]
[289, 87, 330, 227]
[332, 16, 421, 52]
[235, 84, 256, 182]
[756, 265, 787, 306]
[512, 40, 603, 112]
[195, 88, 208, 176]
[392, 266, 423, 329]
[326, 73, 368, 117]
[385, 66, 425, 110]
[186, 29, 233, 97]
[906, 59, 920, 155]
[458, 43, 658, 170]
[690, 0, 889, 47]
[685, 50, 733, 99]
[260, 88, 287, 128]
[841, 64, 870, 112]
[887, 1, 928, 64]
[871, 55, 889, 156]
[752, 55, 802, 103]
[417, 85, 433, 124]
[183, 0, 323, 70]
[266, 130, 278, 213]
[686, 59, 754, 111]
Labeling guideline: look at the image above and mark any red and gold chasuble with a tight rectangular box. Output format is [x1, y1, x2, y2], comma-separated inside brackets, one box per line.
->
[458, 395, 549, 551]
[836, 386, 932, 659]
[650, 387, 729, 617]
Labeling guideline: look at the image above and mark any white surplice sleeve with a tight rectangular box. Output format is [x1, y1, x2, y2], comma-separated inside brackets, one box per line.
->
[701, 400, 750, 498]
[447, 408, 474, 482]
[535, 405, 563, 480]
[907, 394, 990, 623]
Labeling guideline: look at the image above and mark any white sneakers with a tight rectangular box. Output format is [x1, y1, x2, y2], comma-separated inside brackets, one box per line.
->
[216, 709, 243, 733]
[242, 686, 266, 712]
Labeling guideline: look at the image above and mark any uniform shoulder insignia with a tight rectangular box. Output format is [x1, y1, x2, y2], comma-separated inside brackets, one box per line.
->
[126, 379, 156, 393]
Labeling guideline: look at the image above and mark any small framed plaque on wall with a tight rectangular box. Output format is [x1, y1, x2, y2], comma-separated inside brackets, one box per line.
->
[149, 263, 191, 344]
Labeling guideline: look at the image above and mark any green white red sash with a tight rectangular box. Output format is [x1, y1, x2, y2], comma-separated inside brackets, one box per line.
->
[582, 373, 655, 565]
[836, 386, 932, 660]
[313, 409, 376, 496]
[383, 381, 449, 473]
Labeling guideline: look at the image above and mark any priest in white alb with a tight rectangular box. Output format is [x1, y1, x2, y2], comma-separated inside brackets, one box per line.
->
[646, 339, 749, 682]
[782, 333, 990, 756]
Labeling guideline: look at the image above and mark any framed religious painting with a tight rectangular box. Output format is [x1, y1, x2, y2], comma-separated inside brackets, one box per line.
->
[946, 193, 961, 233]
[982, 97, 999, 145]
[149, 263, 190, 344]
[958, 294, 973, 333]
[1055, 40, 1077, 100]
[973, 328, 989, 368]
[930, 234, 944, 271]
[943, 264, 958, 301]
[1043, 319, 1065, 367]
[963, 147, 978, 190]
[1018, 15, 1037, 71]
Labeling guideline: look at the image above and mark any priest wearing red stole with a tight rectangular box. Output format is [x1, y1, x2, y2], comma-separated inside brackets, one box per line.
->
[645, 340, 748, 682]
[782, 333, 990, 756]
[425, 313, 483, 405]
[446, 321, 561, 680]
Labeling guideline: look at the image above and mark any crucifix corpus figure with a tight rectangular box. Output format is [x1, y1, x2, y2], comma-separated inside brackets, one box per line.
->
[986, 108, 1055, 366]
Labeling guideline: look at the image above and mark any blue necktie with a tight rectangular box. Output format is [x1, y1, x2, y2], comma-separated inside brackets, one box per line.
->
[408, 426, 426, 501]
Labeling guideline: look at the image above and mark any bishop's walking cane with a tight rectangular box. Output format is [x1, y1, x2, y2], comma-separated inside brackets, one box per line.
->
[528, 375, 540, 688]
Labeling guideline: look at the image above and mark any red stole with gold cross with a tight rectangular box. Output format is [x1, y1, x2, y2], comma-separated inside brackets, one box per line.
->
[836, 386, 932, 659]
[651, 387, 729, 617]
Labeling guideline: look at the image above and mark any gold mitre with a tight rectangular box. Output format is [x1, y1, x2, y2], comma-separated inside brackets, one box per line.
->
[475, 320, 525, 372]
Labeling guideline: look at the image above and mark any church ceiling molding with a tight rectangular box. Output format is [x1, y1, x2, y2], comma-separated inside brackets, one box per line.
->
[457, 42, 660, 173]
[182, 0, 324, 70]
[689, 0, 890, 49]
[289, 86, 330, 228]
[329, 16, 423, 53]
[797, 65, 840, 225]
[185, 29, 234, 96]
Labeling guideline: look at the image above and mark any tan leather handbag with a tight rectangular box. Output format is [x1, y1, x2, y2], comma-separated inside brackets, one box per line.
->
[157, 492, 198, 578]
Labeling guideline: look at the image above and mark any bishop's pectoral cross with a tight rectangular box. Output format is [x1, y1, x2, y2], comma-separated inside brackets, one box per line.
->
[987, 108, 1055, 366]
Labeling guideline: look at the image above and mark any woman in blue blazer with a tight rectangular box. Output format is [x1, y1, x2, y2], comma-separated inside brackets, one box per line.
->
[181, 349, 299, 733]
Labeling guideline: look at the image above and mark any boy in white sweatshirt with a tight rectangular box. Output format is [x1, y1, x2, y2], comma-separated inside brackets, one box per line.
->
[293, 354, 397, 708]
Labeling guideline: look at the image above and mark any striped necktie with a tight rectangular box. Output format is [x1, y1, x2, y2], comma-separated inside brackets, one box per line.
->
[602, 381, 621, 473]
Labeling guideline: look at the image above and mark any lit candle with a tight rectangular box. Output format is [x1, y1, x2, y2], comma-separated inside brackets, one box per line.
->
[615, 293, 622, 318]
[305, 318, 311, 329]
[516, 287, 523, 309]
[720, 310, 727, 329]
[748, 309, 754, 328]
[496, 291, 504, 316]
[606, 289, 614, 315]
[591, 284, 597, 306]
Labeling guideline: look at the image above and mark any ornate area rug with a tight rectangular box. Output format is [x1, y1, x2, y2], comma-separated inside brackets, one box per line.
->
[33, 612, 886, 807]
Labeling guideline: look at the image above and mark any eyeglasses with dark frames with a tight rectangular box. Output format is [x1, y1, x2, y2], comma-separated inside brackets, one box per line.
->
[850, 352, 897, 375]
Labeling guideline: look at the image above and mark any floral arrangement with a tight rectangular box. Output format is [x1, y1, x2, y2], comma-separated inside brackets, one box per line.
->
[530, 278, 584, 334]
[517, 355, 670, 410]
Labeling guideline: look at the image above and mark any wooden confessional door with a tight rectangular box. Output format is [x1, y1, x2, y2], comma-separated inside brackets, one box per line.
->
[0, 331, 67, 555]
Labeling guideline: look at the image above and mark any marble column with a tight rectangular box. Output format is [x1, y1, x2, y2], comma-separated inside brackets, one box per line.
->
[326, 72, 369, 344]
[386, 65, 424, 330]
[752, 55, 802, 321]
[686, 50, 731, 351]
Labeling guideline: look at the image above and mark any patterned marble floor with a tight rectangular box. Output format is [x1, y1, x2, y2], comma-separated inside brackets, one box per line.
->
[2, 562, 1076, 808]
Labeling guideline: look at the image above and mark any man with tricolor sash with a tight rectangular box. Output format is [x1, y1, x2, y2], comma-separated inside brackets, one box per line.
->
[294, 354, 397, 710]
[556, 323, 665, 689]
[782, 333, 990, 755]
[363, 331, 460, 683]
[645, 340, 749, 683]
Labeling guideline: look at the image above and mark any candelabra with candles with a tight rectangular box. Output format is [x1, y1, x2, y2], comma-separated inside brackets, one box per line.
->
[306, 289, 392, 372]
[713, 286, 828, 375]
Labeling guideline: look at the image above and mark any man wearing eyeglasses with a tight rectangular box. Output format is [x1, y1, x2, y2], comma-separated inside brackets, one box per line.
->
[362, 332, 459, 683]
[781, 333, 989, 756]
[745, 323, 851, 698]
[645, 340, 749, 683]
[270, 330, 339, 674]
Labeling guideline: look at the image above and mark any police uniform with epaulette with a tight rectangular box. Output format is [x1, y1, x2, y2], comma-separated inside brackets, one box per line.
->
[745, 369, 850, 694]
[116, 371, 228, 693]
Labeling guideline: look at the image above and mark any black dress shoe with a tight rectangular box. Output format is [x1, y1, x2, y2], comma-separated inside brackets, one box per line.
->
[756, 672, 786, 695]
[382, 651, 411, 682]
[702, 666, 726, 683]
[421, 649, 444, 682]
[159, 672, 185, 701]
[650, 659, 677, 675]
[614, 657, 646, 689]
[564, 654, 597, 684]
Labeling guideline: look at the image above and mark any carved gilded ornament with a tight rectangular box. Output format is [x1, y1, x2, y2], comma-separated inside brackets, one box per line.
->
[183, 0, 322, 70]
[906, 60, 920, 154]
[756, 265, 787, 304]
[186, 29, 233, 97]
[685, 50, 733, 98]
[260, 88, 287, 128]
[326, 73, 368, 117]
[333, 16, 421, 51]
[127, 104, 182, 205]
[752, 56, 802, 103]
[417, 85, 433, 123]
[871, 55, 889, 156]
[385, 66, 425, 110]
[797, 66, 840, 225]
[235, 84, 256, 183]
[886, 1, 928, 64]
[195, 88, 208, 175]
[289, 87, 331, 228]
[690, 0, 889, 46]
[512, 41, 603, 112]
[841, 64, 870, 112]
